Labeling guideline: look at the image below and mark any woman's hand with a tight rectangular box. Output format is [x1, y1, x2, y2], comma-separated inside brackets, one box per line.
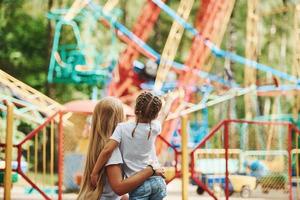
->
[154, 167, 166, 179]
[90, 173, 99, 187]
[120, 194, 129, 200]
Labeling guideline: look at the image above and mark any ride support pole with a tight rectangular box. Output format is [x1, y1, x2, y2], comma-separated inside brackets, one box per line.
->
[224, 121, 229, 200]
[4, 102, 14, 200]
[288, 124, 293, 200]
[58, 112, 64, 200]
[181, 116, 188, 200]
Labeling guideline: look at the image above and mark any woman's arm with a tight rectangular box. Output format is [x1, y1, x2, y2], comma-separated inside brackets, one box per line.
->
[90, 139, 119, 186]
[106, 165, 165, 196]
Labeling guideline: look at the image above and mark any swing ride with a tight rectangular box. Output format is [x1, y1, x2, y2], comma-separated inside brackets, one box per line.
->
[47, 6, 120, 85]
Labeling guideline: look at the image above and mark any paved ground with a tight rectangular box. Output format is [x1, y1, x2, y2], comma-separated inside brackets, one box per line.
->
[165, 180, 289, 200]
[0, 179, 292, 200]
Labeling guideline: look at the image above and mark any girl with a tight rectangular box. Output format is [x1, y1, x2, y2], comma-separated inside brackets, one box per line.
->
[91, 91, 178, 200]
[77, 96, 165, 200]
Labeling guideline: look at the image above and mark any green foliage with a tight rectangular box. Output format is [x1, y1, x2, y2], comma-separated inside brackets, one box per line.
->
[0, 1, 48, 91]
[0, 1, 97, 102]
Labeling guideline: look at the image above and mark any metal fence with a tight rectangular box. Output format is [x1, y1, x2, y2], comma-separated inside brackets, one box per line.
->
[190, 119, 300, 200]
[2, 101, 300, 200]
[0, 105, 63, 200]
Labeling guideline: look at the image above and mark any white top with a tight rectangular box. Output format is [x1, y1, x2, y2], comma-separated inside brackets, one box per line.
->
[110, 120, 162, 177]
[100, 148, 123, 200]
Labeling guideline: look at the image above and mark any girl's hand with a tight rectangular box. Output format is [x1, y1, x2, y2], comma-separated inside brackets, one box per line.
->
[155, 167, 166, 179]
[164, 91, 177, 101]
[164, 88, 184, 102]
[172, 88, 185, 99]
[90, 173, 99, 188]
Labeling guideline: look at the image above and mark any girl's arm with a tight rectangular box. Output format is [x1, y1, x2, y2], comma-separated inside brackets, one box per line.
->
[90, 139, 119, 186]
[157, 90, 181, 124]
[106, 165, 165, 196]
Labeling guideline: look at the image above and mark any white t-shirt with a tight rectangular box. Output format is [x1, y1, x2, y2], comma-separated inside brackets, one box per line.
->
[110, 120, 162, 178]
[100, 148, 123, 200]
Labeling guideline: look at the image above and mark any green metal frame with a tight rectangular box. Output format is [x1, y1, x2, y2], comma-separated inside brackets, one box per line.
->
[47, 7, 119, 86]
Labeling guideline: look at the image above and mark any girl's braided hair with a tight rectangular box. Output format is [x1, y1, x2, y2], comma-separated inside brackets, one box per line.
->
[132, 91, 162, 139]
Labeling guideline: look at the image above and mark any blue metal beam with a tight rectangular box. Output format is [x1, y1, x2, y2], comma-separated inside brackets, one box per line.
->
[151, 0, 300, 85]
[87, 1, 237, 88]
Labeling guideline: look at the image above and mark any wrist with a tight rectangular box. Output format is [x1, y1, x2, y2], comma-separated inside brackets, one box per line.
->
[147, 165, 156, 176]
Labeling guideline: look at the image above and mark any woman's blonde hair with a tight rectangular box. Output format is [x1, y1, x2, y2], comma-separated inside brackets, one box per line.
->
[77, 97, 124, 200]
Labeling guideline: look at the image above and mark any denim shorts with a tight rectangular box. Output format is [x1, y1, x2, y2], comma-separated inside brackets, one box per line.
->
[129, 176, 167, 200]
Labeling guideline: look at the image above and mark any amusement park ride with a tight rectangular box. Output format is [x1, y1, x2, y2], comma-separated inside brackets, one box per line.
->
[1, 0, 300, 199]
[45, 0, 300, 144]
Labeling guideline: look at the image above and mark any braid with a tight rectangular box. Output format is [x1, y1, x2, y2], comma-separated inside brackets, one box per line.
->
[147, 96, 162, 119]
[144, 96, 154, 116]
[147, 122, 152, 140]
[131, 119, 139, 138]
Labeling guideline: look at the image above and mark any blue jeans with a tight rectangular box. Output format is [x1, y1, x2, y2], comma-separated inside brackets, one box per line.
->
[129, 176, 167, 200]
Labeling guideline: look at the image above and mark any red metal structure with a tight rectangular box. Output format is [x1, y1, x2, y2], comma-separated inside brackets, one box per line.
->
[112, 0, 234, 101]
[180, 0, 235, 93]
[109, 0, 167, 98]
[189, 119, 300, 200]
[156, 0, 235, 153]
